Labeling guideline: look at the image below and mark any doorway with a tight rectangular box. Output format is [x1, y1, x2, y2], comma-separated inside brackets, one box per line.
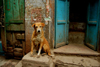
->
[69, 0, 88, 44]
[55, 0, 99, 51]
[55, 0, 88, 48]
[0, 0, 4, 54]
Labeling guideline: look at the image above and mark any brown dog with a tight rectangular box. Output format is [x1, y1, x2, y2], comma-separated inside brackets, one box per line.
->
[31, 22, 51, 57]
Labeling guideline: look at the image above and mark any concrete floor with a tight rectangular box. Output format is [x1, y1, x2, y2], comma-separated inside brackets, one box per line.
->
[0, 56, 21, 67]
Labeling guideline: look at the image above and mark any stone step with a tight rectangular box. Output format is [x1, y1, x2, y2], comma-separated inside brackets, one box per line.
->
[22, 52, 54, 67]
[54, 44, 100, 56]
[55, 55, 100, 67]
[22, 52, 100, 67]
[54, 44, 100, 63]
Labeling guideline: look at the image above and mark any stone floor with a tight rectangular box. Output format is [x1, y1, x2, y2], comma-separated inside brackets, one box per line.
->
[0, 43, 100, 67]
[54, 44, 100, 67]
[55, 56, 100, 67]
[54, 43, 100, 56]
[0, 55, 20, 67]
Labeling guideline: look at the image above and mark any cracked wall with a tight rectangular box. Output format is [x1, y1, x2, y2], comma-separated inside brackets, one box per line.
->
[25, 0, 55, 53]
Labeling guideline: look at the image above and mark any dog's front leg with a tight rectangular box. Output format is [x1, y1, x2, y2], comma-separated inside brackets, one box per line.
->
[30, 41, 34, 57]
[37, 43, 43, 58]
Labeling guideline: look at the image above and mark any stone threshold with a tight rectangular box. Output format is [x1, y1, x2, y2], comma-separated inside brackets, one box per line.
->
[54, 44, 100, 56]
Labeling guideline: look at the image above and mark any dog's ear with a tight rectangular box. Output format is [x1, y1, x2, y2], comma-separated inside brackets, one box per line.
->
[32, 24, 35, 28]
[41, 23, 45, 27]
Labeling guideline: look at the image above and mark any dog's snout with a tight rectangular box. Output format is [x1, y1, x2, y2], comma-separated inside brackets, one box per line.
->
[37, 28, 41, 33]
[38, 30, 40, 32]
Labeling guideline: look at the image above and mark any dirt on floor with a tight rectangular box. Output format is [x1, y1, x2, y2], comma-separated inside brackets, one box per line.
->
[0, 44, 100, 67]
[0, 56, 20, 67]
[54, 44, 100, 67]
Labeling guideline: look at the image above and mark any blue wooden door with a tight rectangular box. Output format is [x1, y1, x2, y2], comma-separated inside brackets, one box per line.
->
[55, 0, 69, 48]
[85, 0, 99, 50]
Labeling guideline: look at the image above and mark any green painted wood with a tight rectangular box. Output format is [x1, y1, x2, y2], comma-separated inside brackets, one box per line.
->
[18, 0, 24, 20]
[9, 20, 23, 24]
[5, 0, 13, 23]
[13, 0, 20, 20]
[4, 0, 24, 23]
[6, 24, 25, 31]
[0, 0, 3, 6]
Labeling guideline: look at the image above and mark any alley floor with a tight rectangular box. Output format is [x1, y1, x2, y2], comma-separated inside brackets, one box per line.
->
[0, 44, 100, 67]
[0, 55, 21, 67]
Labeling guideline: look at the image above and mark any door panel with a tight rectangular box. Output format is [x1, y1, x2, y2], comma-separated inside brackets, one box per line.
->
[5, 0, 13, 23]
[86, 0, 99, 50]
[56, 24, 65, 44]
[13, 0, 20, 20]
[55, 0, 69, 48]
[5, 0, 24, 23]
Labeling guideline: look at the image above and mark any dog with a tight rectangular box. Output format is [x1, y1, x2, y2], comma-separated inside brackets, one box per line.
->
[31, 22, 51, 57]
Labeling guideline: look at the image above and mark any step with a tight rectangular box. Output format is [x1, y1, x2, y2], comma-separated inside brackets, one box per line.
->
[54, 44, 100, 67]
[55, 56, 100, 67]
[54, 44, 100, 62]
[22, 52, 54, 67]
[22, 45, 100, 67]
[54, 44, 100, 56]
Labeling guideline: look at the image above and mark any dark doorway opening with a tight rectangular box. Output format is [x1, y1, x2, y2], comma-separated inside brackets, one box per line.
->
[69, 0, 88, 44]
[0, 0, 3, 40]
[0, 0, 4, 55]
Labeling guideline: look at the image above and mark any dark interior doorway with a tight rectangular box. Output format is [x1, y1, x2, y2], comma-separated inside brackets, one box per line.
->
[0, 0, 4, 54]
[0, 0, 4, 40]
[69, 0, 88, 44]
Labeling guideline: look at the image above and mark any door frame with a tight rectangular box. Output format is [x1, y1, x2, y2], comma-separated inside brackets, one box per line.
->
[54, 0, 100, 52]
[54, 0, 56, 48]
[97, 0, 100, 52]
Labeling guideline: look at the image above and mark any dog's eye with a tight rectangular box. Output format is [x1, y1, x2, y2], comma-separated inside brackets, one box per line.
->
[40, 26, 41, 27]
[36, 26, 38, 28]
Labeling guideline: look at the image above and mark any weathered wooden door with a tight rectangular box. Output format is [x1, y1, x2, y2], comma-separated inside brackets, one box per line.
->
[55, 0, 69, 48]
[3, 0, 25, 58]
[85, 0, 99, 50]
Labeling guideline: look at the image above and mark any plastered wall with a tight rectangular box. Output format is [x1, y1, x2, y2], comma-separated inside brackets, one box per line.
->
[25, 0, 55, 53]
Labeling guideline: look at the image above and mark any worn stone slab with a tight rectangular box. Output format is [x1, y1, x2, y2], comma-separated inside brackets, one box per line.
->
[0, 56, 20, 67]
[15, 61, 22, 67]
[55, 56, 100, 67]
[22, 52, 53, 67]
[54, 44, 100, 56]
